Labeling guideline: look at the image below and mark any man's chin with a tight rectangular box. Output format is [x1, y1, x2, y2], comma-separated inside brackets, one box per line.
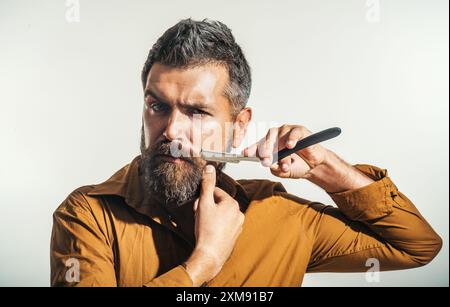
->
[141, 157, 204, 207]
[160, 161, 198, 181]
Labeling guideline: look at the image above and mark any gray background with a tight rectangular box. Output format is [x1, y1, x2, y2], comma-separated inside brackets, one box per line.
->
[0, 0, 448, 286]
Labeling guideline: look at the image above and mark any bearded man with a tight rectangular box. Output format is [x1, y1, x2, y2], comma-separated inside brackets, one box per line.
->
[50, 19, 442, 287]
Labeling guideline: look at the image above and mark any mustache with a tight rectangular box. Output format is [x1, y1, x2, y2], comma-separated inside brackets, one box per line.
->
[146, 141, 202, 164]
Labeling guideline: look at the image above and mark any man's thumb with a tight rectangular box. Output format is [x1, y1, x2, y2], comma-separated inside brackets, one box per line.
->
[199, 164, 216, 203]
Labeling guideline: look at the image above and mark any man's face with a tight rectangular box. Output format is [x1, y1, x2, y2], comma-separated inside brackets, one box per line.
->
[140, 63, 235, 207]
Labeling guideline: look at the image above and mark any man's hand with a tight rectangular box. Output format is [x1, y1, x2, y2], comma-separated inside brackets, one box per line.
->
[242, 124, 374, 193]
[184, 164, 244, 286]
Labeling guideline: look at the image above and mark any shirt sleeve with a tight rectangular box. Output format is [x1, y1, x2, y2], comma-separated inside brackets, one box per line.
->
[50, 191, 118, 286]
[295, 164, 442, 273]
[50, 190, 193, 287]
[143, 265, 193, 287]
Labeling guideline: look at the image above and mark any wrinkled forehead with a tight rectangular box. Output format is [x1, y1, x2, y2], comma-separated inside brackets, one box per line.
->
[145, 62, 230, 107]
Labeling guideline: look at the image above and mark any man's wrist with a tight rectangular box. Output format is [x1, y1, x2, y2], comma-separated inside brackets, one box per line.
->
[184, 248, 221, 287]
[304, 150, 374, 193]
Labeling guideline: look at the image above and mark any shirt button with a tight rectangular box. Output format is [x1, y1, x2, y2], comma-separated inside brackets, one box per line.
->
[169, 216, 177, 227]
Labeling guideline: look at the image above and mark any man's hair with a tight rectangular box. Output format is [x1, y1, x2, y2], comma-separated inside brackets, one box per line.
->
[141, 18, 251, 116]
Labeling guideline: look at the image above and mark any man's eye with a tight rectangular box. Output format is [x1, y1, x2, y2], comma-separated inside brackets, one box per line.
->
[190, 109, 208, 116]
[150, 102, 168, 113]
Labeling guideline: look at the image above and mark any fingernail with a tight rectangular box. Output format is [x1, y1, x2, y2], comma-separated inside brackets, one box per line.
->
[281, 164, 289, 172]
[287, 140, 295, 148]
[205, 164, 214, 173]
[262, 158, 272, 167]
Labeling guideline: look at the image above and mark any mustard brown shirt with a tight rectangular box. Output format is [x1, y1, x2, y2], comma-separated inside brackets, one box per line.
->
[50, 156, 442, 286]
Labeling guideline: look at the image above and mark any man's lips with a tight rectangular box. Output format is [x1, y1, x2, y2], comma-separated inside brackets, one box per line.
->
[154, 154, 194, 164]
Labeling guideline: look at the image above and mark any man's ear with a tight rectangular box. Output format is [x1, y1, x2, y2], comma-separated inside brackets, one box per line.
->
[232, 107, 252, 148]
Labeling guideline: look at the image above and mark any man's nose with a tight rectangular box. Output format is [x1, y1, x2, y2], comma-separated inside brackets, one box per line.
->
[163, 110, 191, 142]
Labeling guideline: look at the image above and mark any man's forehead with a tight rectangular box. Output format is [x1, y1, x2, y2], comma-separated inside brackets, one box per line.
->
[146, 63, 228, 91]
[145, 63, 230, 108]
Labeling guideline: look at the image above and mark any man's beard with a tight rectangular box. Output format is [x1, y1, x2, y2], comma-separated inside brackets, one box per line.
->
[139, 131, 225, 208]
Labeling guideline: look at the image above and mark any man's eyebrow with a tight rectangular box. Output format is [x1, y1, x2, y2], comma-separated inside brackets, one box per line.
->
[182, 101, 213, 112]
[144, 89, 169, 104]
[145, 88, 214, 112]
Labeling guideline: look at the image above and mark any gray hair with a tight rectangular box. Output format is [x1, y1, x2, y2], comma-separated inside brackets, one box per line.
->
[141, 18, 252, 116]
